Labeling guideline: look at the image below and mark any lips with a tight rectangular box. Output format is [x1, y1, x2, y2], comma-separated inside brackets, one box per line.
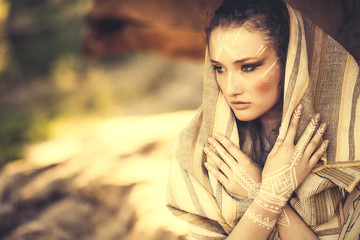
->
[231, 101, 251, 110]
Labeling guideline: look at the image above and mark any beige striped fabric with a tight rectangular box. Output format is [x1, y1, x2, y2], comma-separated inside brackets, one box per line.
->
[167, 5, 360, 240]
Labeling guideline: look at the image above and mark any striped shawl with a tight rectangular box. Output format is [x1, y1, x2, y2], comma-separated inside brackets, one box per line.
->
[167, 5, 360, 240]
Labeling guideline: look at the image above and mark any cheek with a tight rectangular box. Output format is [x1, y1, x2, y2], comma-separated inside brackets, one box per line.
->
[216, 78, 225, 91]
[253, 80, 273, 93]
[251, 75, 281, 100]
[254, 66, 281, 95]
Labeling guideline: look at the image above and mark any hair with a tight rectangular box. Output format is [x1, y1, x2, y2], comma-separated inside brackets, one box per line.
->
[205, 0, 289, 67]
[205, 0, 290, 168]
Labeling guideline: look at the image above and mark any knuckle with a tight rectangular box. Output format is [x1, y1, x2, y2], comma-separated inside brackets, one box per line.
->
[308, 141, 317, 148]
[212, 170, 220, 178]
[289, 121, 298, 129]
[227, 183, 236, 193]
[216, 146, 224, 154]
[212, 156, 221, 165]
[222, 137, 231, 146]
[222, 151, 232, 161]
[280, 143, 292, 152]
[313, 152, 322, 159]
[217, 160, 224, 168]
[228, 144, 237, 153]
[243, 158, 254, 167]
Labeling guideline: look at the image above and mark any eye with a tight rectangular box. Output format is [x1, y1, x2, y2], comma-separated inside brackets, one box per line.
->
[241, 64, 257, 72]
[213, 65, 225, 74]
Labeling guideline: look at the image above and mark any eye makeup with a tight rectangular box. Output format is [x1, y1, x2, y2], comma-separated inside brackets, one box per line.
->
[241, 64, 260, 72]
[213, 65, 225, 73]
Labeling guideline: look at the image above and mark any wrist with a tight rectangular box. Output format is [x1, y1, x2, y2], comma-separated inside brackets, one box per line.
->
[254, 189, 288, 214]
[244, 199, 280, 230]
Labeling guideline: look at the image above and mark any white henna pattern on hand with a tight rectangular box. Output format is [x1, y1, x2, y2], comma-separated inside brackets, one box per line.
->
[291, 115, 318, 165]
[257, 164, 297, 207]
[245, 208, 277, 229]
[277, 209, 290, 227]
[259, 114, 320, 208]
[292, 107, 302, 118]
[233, 165, 260, 199]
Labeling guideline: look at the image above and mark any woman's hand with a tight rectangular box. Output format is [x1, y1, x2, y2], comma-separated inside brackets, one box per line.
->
[257, 104, 329, 210]
[203, 134, 261, 199]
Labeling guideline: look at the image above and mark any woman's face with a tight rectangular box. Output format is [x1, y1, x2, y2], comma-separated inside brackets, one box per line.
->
[209, 26, 282, 122]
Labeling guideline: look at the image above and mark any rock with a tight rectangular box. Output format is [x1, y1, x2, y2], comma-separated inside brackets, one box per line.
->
[0, 111, 194, 239]
[83, 0, 360, 63]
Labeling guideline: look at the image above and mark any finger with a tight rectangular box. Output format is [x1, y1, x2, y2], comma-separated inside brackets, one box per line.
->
[208, 137, 237, 169]
[295, 113, 321, 153]
[204, 161, 228, 186]
[213, 133, 250, 165]
[308, 140, 329, 168]
[204, 146, 233, 177]
[303, 123, 327, 159]
[268, 139, 283, 157]
[283, 104, 303, 145]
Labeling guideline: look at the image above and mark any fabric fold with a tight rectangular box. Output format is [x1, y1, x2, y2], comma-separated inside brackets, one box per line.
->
[167, 4, 359, 239]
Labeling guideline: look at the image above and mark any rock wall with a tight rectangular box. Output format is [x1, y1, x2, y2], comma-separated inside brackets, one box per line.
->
[83, 0, 360, 63]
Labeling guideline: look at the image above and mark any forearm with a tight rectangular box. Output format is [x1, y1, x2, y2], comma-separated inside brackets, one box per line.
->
[227, 196, 282, 240]
[277, 204, 318, 240]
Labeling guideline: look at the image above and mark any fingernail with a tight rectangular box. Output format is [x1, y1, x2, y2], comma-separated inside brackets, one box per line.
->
[204, 146, 209, 154]
[293, 104, 302, 118]
[214, 133, 224, 141]
[204, 146, 212, 156]
[322, 140, 329, 150]
[311, 113, 320, 125]
[297, 104, 303, 111]
[208, 138, 217, 148]
[318, 123, 327, 134]
[313, 113, 321, 123]
[204, 162, 212, 172]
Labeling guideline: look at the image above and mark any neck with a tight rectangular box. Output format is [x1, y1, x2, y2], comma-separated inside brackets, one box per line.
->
[259, 103, 282, 139]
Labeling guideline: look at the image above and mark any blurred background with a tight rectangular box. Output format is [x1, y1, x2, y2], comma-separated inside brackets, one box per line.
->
[0, 0, 358, 239]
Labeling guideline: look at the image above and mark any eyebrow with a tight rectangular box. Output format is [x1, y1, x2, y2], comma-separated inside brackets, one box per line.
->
[210, 57, 259, 64]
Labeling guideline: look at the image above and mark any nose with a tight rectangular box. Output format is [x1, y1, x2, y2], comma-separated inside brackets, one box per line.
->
[226, 71, 244, 96]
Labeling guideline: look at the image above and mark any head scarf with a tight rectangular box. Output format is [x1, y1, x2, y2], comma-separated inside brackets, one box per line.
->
[167, 5, 360, 239]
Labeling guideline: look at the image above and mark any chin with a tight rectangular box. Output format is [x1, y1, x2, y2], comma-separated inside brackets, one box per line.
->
[233, 111, 260, 122]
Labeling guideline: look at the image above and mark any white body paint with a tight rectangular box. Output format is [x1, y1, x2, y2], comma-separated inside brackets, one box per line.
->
[233, 165, 260, 199]
[245, 208, 277, 229]
[261, 58, 278, 80]
[255, 45, 267, 57]
[259, 114, 320, 209]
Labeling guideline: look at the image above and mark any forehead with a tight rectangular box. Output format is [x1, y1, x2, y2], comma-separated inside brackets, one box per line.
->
[209, 26, 269, 60]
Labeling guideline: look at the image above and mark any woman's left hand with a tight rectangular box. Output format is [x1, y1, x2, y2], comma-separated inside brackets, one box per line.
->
[204, 134, 261, 199]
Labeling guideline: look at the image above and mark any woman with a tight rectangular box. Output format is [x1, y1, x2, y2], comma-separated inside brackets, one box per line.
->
[167, 0, 360, 239]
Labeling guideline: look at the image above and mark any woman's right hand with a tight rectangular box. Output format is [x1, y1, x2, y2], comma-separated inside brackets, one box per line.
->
[204, 134, 261, 199]
[257, 104, 329, 210]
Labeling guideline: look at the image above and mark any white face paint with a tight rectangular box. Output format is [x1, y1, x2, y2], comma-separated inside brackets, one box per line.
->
[213, 29, 242, 60]
[255, 45, 268, 57]
[260, 58, 278, 81]
[209, 26, 282, 123]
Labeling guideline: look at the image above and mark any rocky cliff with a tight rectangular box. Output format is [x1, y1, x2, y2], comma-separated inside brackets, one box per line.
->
[83, 0, 360, 63]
